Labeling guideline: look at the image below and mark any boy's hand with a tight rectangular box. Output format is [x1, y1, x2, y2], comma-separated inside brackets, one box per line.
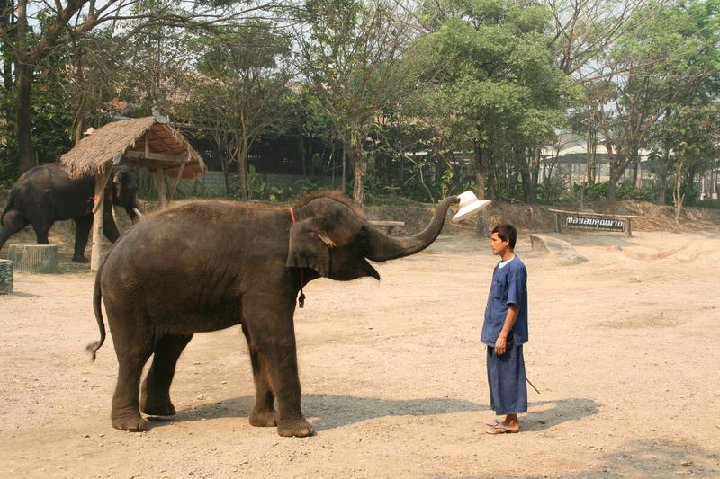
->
[494, 335, 508, 355]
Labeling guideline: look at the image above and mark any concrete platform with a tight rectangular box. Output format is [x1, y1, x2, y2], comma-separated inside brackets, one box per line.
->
[530, 234, 588, 263]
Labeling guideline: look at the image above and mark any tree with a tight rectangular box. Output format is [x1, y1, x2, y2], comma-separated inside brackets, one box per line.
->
[295, 0, 416, 207]
[546, 0, 652, 78]
[412, 0, 577, 201]
[175, 23, 293, 198]
[0, 0, 268, 174]
[590, 0, 720, 209]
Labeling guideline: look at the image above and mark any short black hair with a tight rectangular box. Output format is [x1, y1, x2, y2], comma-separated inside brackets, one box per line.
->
[492, 224, 517, 249]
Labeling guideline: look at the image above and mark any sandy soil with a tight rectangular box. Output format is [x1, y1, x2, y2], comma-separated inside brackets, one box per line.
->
[1, 218, 720, 478]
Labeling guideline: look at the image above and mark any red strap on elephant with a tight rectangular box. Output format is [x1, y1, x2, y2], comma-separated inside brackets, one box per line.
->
[289, 208, 306, 308]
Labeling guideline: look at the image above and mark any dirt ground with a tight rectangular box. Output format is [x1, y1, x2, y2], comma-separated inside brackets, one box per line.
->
[1, 201, 720, 478]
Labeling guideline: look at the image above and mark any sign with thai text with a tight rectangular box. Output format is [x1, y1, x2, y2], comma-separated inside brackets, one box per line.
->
[566, 215, 625, 232]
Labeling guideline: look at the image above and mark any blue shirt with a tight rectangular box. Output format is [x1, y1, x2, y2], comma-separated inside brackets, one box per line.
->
[481, 256, 528, 346]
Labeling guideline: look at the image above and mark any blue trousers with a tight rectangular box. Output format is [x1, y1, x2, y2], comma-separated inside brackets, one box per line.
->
[487, 343, 527, 415]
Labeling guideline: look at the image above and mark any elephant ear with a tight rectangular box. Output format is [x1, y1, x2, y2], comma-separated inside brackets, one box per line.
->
[286, 218, 331, 277]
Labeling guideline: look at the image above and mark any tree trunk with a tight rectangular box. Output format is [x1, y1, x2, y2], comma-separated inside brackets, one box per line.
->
[237, 136, 250, 200]
[656, 174, 667, 205]
[330, 134, 337, 189]
[223, 168, 231, 196]
[341, 135, 347, 195]
[655, 154, 670, 205]
[16, 62, 36, 172]
[474, 142, 487, 199]
[299, 135, 307, 177]
[71, 37, 86, 145]
[351, 136, 365, 208]
[1, 0, 13, 111]
[606, 162, 622, 212]
[587, 129, 598, 184]
[672, 163, 685, 226]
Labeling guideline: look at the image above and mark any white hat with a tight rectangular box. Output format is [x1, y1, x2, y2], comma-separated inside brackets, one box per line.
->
[452, 191, 492, 222]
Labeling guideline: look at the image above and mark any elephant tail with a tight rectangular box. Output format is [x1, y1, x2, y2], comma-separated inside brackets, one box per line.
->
[86, 261, 106, 360]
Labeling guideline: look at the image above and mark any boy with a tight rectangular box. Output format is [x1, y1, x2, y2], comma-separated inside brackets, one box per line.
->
[482, 224, 528, 434]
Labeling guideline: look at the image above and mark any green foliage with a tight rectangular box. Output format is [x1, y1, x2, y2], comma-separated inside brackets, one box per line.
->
[0, 153, 19, 188]
[3, 0, 718, 210]
[410, 0, 577, 200]
[588, 0, 720, 204]
[296, 0, 416, 203]
[537, 178, 565, 203]
[571, 181, 657, 202]
[173, 181, 225, 200]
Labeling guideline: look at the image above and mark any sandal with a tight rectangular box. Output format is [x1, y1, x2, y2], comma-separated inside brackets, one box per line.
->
[486, 424, 520, 434]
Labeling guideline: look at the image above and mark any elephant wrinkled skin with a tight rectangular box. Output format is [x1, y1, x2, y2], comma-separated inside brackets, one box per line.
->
[0, 163, 141, 262]
[87, 192, 459, 437]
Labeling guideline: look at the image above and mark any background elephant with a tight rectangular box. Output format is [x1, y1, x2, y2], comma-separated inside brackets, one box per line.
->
[0, 163, 141, 262]
[87, 192, 459, 437]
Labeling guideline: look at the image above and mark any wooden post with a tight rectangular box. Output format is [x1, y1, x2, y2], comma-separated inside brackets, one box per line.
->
[91, 168, 112, 272]
[156, 171, 168, 209]
[0, 259, 12, 294]
[477, 210, 489, 237]
[8, 244, 58, 273]
[553, 213, 561, 233]
[625, 218, 632, 237]
[166, 164, 185, 206]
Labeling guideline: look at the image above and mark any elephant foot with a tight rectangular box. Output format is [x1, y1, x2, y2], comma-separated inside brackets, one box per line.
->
[277, 417, 314, 438]
[72, 255, 89, 263]
[140, 400, 176, 417]
[249, 409, 278, 427]
[112, 413, 148, 432]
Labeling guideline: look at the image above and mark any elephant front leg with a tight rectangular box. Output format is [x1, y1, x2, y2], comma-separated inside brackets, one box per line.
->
[141, 334, 192, 416]
[244, 300, 314, 437]
[265, 338, 313, 437]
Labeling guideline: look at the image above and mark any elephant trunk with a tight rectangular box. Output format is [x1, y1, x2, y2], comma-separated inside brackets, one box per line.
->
[366, 195, 459, 262]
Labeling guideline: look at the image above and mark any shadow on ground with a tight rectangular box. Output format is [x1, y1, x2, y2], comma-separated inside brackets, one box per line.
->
[526, 439, 720, 479]
[150, 395, 598, 433]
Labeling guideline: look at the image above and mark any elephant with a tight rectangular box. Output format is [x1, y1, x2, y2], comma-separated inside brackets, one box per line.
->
[86, 192, 460, 437]
[0, 163, 142, 262]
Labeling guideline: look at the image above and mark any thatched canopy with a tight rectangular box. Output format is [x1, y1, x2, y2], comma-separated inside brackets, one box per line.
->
[60, 117, 205, 179]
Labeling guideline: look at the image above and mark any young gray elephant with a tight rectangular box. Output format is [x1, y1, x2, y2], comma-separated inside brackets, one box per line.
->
[0, 163, 142, 262]
[87, 192, 459, 437]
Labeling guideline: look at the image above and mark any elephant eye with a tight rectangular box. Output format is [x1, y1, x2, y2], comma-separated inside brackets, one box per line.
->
[357, 226, 370, 243]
